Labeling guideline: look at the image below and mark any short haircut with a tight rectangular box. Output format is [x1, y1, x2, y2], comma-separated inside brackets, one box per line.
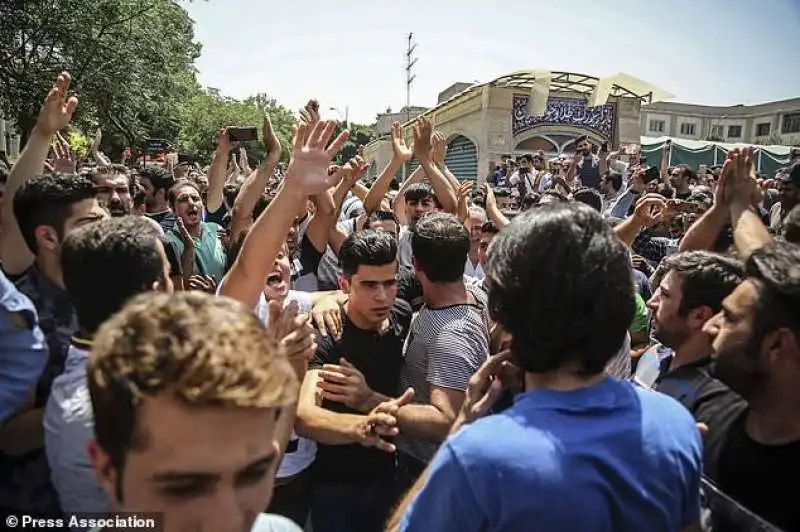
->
[481, 220, 499, 234]
[403, 183, 441, 208]
[572, 187, 603, 212]
[575, 134, 589, 144]
[746, 242, 800, 340]
[167, 181, 201, 208]
[674, 164, 697, 183]
[61, 216, 166, 334]
[605, 170, 623, 191]
[339, 229, 397, 277]
[137, 166, 174, 194]
[88, 292, 298, 475]
[485, 203, 634, 374]
[652, 251, 744, 316]
[364, 210, 398, 230]
[411, 212, 469, 283]
[539, 190, 569, 204]
[521, 192, 540, 210]
[13, 173, 97, 254]
[223, 183, 240, 207]
[781, 204, 800, 244]
[467, 205, 487, 221]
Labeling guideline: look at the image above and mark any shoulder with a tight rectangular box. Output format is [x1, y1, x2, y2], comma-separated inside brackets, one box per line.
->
[635, 384, 702, 447]
[392, 298, 413, 320]
[250, 514, 303, 532]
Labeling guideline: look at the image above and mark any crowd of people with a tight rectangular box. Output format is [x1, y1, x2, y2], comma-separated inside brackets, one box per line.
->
[0, 70, 799, 532]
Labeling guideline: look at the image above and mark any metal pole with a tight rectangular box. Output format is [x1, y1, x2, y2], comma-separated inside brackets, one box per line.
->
[757, 148, 763, 173]
[403, 32, 417, 182]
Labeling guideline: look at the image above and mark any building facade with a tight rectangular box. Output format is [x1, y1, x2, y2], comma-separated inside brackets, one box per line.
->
[641, 98, 800, 146]
[363, 71, 670, 183]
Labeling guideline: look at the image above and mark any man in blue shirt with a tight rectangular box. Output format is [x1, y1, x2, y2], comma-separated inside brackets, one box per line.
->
[0, 270, 46, 424]
[390, 203, 703, 532]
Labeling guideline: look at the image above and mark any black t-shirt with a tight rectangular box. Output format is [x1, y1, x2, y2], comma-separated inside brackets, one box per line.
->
[396, 267, 423, 312]
[146, 210, 176, 233]
[309, 300, 412, 482]
[161, 238, 182, 278]
[206, 204, 228, 226]
[704, 408, 800, 531]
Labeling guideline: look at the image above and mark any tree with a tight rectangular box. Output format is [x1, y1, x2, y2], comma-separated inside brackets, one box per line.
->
[177, 89, 296, 164]
[0, 0, 201, 156]
[331, 122, 375, 164]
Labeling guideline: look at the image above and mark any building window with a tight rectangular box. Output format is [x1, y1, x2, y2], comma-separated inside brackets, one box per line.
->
[727, 125, 742, 138]
[710, 125, 724, 138]
[648, 119, 665, 133]
[679, 123, 696, 136]
[755, 123, 771, 137]
[782, 113, 800, 134]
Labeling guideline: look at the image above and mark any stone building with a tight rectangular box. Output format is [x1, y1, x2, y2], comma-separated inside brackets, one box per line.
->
[362, 70, 672, 183]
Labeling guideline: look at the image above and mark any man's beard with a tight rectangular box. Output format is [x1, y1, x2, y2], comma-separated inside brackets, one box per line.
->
[108, 202, 131, 217]
[652, 322, 690, 351]
[712, 335, 768, 401]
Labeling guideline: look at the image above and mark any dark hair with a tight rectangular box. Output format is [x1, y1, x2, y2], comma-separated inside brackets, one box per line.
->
[605, 170, 623, 192]
[746, 242, 800, 341]
[572, 187, 603, 212]
[403, 182, 442, 208]
[781, 204, 800, 244]
[0, 165, 9, 185]
[485, 203, 634, 374]
[339, 230, 397, 277]
[61, 216, 165, 334]
[652, 251, 744, 316]
[519, 154, 533, 164]
[493, 187, 512, 198]
[137, 166, 174, 194]
[13, 173, 97, 255]
[167, 181, 201, 208]
[132, 183, 146, 209]
[674, 164, 697, 183]
[411, 212, 469, 283]
[365, 210, 399, 230]
[575, 135, 589, 145]
[521, 192, 540, 210]
[481, 220, 499, 234]
[538, 190, 569, 204]
[223, 183, 240, 207]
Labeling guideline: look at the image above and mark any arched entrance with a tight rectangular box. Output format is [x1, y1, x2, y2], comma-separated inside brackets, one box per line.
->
[514, 132, 604, 158]
[444, 135, 478, 180]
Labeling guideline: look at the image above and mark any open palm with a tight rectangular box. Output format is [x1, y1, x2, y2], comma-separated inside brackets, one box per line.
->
[391, 122, 412, 162]
[286, 120, 349, 195]
[37, 71, 78, 136]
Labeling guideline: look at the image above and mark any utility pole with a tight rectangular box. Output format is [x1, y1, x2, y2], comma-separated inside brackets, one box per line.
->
[403, 32, 417, 181]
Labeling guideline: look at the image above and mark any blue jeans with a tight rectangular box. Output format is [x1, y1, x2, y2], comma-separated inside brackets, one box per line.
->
[310, 472, 399, 532]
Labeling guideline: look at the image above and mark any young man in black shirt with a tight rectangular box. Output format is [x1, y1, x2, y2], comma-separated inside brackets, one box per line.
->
[701, 241, 800, 531]
[296, 229, 413, 532]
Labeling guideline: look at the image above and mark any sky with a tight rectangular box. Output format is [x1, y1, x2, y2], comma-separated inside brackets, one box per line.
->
[183, 0, 800, 125]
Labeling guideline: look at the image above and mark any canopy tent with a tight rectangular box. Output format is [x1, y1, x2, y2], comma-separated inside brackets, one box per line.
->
[640, 136, 796, 177]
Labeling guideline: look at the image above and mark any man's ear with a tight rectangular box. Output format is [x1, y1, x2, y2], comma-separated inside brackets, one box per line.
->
[687, 306, 714, 331]
[339, 276, 351, 295]
[34, 225, 60, 252]
[87, 439, 121, 506]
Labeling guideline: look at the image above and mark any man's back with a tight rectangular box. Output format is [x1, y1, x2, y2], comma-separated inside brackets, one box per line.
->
[400, 378, 702, 532]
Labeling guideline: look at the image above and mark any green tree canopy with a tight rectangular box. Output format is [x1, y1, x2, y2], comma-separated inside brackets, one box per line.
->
[177, 89, 296, 164]
[0, 0, 201, 154]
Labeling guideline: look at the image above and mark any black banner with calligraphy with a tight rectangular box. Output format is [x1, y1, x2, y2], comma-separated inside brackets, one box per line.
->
[512, 95, 616, 141]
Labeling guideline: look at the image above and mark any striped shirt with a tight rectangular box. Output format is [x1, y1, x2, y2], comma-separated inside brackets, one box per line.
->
[397, 285, 490, 463]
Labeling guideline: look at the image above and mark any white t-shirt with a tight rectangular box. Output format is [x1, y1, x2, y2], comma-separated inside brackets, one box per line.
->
[256, 290, 317, 479]
[397, 226, 414, 270]
[217, 287, 317, 479]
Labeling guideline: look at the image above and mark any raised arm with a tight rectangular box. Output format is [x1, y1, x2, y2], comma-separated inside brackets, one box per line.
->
[1, 71, 77, 275]
[363, 122, 411, 213]
[219, 119, 348, 309]
[412, 117, 457, 213]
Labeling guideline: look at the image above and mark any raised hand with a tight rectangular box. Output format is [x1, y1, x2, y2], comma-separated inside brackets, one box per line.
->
[187, 275, 217, 294]
[340, 155, 369, 188]
[51, 132, 77, 174]
[262, 115, 282, 163]
[285, 119, 349, 195]
[36, 71, 78, 137]
[432, 130, 447, 166]
[454, 351, 513, 430]
[633, 194, 667, 228]
[176, 216, 196, 250]
[298, 99, 321, 146]
[412, 116, 433, 161]
[390, 121, 412, 162]
[266, 299, 316, 379]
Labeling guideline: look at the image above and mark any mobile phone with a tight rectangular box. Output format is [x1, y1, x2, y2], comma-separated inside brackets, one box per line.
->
[227, 127, 258, 142]
[673, 200, 703, 214]
[643, 165, 660, 182]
